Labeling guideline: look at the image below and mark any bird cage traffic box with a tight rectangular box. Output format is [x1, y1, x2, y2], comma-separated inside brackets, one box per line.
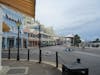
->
[62, 59, 88, 75]
[62, 64, 88, 75]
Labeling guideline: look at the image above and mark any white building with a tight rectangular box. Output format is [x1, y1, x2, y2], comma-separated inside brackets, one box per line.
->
[0, 4, 4, 70]
[65, 34, 74, 47]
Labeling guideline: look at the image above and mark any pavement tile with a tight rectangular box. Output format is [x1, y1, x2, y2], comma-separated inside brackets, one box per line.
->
[2, 59, 62, 75]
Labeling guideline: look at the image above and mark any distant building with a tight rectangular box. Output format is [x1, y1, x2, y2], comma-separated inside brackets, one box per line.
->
[65, 34, 74, 47]
[83, 42, 100, 48]
[79, 39, 100, 48]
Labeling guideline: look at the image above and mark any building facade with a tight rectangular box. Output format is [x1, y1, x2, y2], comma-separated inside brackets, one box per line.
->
[0, 4, 28, 49]
[65, 34, 74, 47]
[0, 4, 57, 50]
[24, 20, 56, 48]
[0, 4, 4, 70]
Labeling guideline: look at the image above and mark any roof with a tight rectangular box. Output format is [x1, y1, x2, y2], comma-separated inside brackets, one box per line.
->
[65, 34, 74, 38]
[0, 0, 36, 18]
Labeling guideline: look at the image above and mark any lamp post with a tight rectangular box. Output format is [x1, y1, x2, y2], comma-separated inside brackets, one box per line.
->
[16, 20, 21, 61]
[38, 24, 42, 63]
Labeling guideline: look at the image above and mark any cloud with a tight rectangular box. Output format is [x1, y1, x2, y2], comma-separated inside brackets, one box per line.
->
[36, 0, 100, 40]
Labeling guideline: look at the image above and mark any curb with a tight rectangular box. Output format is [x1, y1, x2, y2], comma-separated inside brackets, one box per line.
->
[2, 58, 62, 71]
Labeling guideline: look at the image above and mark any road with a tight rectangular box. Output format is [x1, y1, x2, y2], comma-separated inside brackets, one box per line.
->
[2, 45, 100, 75]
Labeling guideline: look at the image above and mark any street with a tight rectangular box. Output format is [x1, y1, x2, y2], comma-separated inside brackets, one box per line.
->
[2, 45, 100, 75]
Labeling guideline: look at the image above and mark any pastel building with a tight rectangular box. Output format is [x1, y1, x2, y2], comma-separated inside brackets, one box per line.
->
[0, 4, 3, 70]
[23, 16, 38, 48]
[24, 21, 56, 47]
[0, 0, 35, 71]
[0, 4, 28, 49]
[0, 3, 56, 50]
[65, 34, 74, 47]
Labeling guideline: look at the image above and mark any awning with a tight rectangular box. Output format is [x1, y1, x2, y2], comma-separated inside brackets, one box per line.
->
[0, 0, 36, 18]
[2, 22, 10, 32]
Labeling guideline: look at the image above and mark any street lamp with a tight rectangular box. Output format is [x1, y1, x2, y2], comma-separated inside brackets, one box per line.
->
[73, 37, 75, 47]
[38, 24, 42, 63]
[34, 21, 42, 63]
[16, 19, 21, 61]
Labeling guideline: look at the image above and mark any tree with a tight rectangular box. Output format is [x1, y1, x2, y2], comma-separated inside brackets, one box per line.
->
[73, 34, 81, 47]
[93, 38, 100, 43]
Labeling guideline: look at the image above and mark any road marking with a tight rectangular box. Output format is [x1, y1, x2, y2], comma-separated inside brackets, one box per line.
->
[74, 51, 100, 58]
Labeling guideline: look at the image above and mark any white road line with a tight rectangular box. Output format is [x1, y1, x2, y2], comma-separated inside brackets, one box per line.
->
[74, 51, 100, 58]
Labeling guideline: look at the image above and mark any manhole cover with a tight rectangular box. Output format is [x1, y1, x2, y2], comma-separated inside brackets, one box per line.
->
[7, 67, 28, 75]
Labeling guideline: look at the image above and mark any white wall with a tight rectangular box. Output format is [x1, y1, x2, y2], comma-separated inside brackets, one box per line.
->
[0, 6, 3, 70]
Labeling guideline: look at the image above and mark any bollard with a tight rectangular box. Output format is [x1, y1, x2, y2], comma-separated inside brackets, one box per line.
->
[39, 50, 42, 63]
[56, 52, 58, 68]
[68, 48, 70, 51]
[77, 58, 81, 64]
[8, 47, 10, 59]
[27, 49, 30, 61]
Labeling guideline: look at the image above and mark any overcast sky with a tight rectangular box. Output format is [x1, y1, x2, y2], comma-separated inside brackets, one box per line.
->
[36, 0, 100, 41]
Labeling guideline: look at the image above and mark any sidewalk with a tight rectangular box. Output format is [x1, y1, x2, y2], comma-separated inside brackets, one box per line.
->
[1, 59, 62, 75]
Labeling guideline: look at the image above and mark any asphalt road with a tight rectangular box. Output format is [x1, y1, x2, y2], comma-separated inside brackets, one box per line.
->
[2, 45, 100, 75]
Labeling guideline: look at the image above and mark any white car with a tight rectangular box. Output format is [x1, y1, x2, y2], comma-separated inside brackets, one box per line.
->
[64, 48, 73, 52]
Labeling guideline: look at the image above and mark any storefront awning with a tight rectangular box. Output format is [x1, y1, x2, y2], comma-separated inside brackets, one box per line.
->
[3, 22, 10, 32]
[0, 0, 36, 18]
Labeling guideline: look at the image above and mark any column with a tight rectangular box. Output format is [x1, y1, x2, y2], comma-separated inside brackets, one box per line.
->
[26, 33, 28, 48]
[4, 37, 7, 49]
[7, 39, 9, 48]
[26, 39, 28, 48]
[32, 41, 33, 47]
[0, 6, 4, 70]
[21, 38, 23, 48]
[33, 41, 34, 47]
[0, 36, 2, 70]
[14, 37, 16, 48]
[36, 41, 38, 47]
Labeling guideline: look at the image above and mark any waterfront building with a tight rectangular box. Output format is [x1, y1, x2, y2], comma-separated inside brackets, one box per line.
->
[0, 4, 3, 70]
[0, 0, 36, 71]
[23, 16, 38, 48]
[42, 26, 56, 46]
[80, 41, 100, 48]
[0, 4, 28, 49]
[25, 21, 56, 47]
[0, 2, 57, 50]
[65, 34, 74, 47]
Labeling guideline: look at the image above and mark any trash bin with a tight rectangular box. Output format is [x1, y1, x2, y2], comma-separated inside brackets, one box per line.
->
[62, 64, 88, 75]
